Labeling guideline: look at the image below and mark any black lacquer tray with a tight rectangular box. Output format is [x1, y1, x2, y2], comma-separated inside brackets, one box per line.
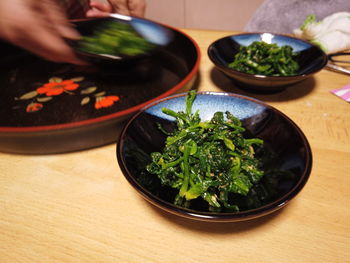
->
[0, 21, 200, 154]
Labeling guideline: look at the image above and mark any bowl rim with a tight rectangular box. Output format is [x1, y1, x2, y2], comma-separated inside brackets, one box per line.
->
[0, 19, 201, 133]
[117, 91, 313, 222]
[207, 32, 328, 80]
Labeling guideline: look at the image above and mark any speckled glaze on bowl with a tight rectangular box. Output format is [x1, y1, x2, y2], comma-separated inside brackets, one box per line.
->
[117, 92, 312, 222]
[208, 33, 328, 93]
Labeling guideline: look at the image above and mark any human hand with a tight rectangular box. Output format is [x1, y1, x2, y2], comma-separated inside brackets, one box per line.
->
[86, 0, 146, 18]
[0, 0, 85, 64]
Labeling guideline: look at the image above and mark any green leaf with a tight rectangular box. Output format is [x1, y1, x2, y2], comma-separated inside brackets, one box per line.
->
[300, 14, 317, 30]
[179, 176, 189, 197]
[223, 137, 235, 151]
[230, 174, 252, 196]
[37, 96, 53, 102]
[189, 140, 198, 155]
[81, 86, 97, 94]
[203, 192, 221, 208]
[16, 90, 38, 100]
[185, 184, 203, 200]
[185, 90, 196, 116]
[94, 91, 106, 97]
[81, 97, 90, 105]
[70, 76, 85, 82]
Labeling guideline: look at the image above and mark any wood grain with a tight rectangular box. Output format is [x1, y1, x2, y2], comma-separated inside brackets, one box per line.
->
[0, 29, 349, 263]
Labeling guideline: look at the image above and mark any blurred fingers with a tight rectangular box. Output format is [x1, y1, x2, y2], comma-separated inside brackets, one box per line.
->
[87, 0, 146, 17]
[42, 0, 80, 40]
[128, 0, 146, 17]
[107, 0, 131, 16]
[86, 1, 113, 17]
[12, 1, 85, 64]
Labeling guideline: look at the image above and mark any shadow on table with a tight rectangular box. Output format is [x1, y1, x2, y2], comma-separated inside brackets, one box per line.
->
[209, 68, 316, 102]
[146, 200, 296, 234]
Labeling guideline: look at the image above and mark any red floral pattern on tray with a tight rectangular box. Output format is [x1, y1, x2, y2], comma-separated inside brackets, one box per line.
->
[15, 76, 120, 112]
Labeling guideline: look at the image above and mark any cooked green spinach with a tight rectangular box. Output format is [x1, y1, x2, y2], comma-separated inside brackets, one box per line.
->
[228, 41, 299, 76]
[78, 21, 154, 57]
[145, 91, 266, 212]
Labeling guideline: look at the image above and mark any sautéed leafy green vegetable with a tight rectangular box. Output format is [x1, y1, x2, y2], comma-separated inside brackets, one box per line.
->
[145, 91, 268, 212]
[228, 41, 299, 76]
[78, 21, 154, 57]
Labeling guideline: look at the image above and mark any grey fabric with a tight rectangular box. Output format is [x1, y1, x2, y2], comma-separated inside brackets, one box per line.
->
[244, 0, 350, 34]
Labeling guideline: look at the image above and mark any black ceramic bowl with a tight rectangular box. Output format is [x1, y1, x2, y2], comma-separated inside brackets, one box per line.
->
[71, 14, 174, 67]
[117, 92, 312, 222]
[208, 33, 328, 92]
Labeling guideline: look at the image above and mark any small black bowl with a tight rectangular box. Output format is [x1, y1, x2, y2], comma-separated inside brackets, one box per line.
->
[71, 14, 174, 68]
[117, 92, 312, 222]
[208, 33, 328, 93]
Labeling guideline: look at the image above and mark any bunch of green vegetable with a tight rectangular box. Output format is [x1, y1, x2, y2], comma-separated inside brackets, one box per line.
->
[228, 41, 300, 76]
[78, 21, 154, 57]
[145, 91, 266, 212]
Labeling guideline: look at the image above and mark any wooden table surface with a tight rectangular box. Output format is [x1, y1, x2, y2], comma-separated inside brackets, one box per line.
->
[1, 29, 349, 263]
